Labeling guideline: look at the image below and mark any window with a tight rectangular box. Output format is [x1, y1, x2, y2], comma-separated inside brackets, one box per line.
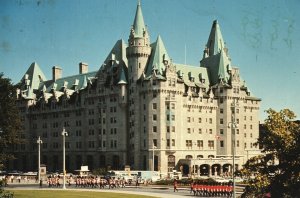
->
[220, 140, 224, 147]
[209, 129, 212, 134]
[198, 128, 202, 134]
[76, 142, 82, 149]
[171, 115, 175, 121]
[167, 115, 170, 121]
[153, 114, 157, 121]
[198, 118, 202, 123]
[220, 129, 224, 134]
[197, 140, 203, 148]
[172, 126, 175, 132]
[244, 133, 247, 138]
[186, 140, 192, 148]
[208, 140, 214, 149]
[220, 119, 223, 124]
[171, 103, 175, 109]
[187, 128, 191, 133]
[166, 126, 170, 133]
[237, 140, 240, 147]
[250, 125, 253, 129]
[220, 98, 223, 104]
[244, 143, 247, 149]
[220, 108, 223, 114]
[167, 139, 170, 147]
[172, 139, 175, 146]
[153, 103, 157, 109]
[209, 118, 212, 124]
[153, 126, 157, 133]
[187, 117, 191, 123]
[153, 139, 157, 147]
[166, 103, 170, 110]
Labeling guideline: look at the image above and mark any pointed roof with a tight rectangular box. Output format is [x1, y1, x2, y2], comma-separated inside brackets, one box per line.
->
[21, 62, 47, 90]
[118, 65, 128, 84]
[132, 0, 146, 38]
[217, 49, 231, 82]
[206, 20, 225, 56]
[145, 35, 170, 77]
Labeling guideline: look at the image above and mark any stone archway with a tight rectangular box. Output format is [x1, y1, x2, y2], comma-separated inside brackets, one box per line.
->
[223, 163, 231, 177]
[199, 164, 210, 176]
[211, 164, 221, 176]
[182, 164, 190, 176]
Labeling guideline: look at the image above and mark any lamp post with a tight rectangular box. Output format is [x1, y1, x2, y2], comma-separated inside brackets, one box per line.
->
[228, 98, 239, 198]
[37, 136, 43, 182]
[61, 128, 68, 189]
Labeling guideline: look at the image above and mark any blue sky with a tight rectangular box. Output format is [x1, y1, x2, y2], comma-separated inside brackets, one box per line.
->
[1, 0, 299, 120]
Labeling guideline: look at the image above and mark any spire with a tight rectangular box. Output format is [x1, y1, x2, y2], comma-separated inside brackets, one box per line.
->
[206, 20, 225, 56]
[132, 0, 146, 38]
[145, 35, 170, 77]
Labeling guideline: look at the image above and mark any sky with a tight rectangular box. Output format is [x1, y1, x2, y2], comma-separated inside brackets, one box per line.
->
[0, 0, 299, 121]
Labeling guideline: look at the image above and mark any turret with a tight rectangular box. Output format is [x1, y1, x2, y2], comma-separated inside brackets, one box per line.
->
[126, 0, 151, 81]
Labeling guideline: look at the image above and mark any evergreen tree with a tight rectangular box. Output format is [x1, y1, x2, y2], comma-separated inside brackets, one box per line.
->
[0, 73, 23, 170]
[242, 109, 300, 198]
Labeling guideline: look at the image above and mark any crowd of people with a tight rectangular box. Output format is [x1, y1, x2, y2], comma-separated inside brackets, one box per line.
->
[190, 181, 233, 197]
[47, 175, 131, 189]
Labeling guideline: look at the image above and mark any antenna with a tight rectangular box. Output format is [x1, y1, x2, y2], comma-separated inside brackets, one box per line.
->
[185, 44, 187, 65]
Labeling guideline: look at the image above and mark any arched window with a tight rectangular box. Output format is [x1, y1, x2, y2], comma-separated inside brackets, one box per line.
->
[185, 155, 193, 160]
[197, 155, 204, 159]
[208, 155, 215, 158]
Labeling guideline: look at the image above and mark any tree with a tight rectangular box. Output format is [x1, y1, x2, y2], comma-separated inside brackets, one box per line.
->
[242, 109, 300, 198]
[0, 73, 23, 170]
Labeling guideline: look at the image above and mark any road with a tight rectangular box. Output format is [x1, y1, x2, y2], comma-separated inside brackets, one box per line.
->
[4, 183, 192, 198]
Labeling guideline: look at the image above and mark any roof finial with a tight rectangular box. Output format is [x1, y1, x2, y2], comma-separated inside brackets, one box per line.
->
[138, 0, 141, 6]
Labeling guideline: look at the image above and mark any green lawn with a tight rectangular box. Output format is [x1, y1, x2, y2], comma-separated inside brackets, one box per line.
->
[9, 190, 157, 198]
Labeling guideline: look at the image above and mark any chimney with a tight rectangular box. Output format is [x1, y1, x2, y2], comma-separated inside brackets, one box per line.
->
[52, 66, 62, 81]
[79, 62, 88, 74]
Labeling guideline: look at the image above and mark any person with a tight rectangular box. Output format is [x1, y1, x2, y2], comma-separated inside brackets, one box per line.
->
[173, 179, 178, 192]
[39, 179, 43, 188]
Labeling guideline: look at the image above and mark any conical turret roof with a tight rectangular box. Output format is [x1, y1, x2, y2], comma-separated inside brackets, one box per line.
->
[132, 0, 146, 38]
[206, 20, 225, 56]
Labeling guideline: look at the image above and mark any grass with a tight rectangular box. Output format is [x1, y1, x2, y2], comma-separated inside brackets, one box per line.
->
[9, 190, 157, 198]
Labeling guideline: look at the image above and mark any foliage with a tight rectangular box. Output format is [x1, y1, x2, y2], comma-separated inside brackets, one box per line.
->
[241, 109, 300, 198]
[0, 73, 23, 170]
[91, 167, 108, 176]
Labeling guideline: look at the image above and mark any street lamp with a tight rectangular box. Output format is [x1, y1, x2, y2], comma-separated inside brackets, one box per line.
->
[37, 136, 43, 182]
[61, 128, 68, 189]
[228, 98, 239, 198]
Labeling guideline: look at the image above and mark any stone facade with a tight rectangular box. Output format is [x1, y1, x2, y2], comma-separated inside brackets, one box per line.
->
[10, 2, 260, 176]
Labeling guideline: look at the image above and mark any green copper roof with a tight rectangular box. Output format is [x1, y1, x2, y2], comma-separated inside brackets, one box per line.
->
[145, 35, 170, 77]
[175, 64, 209, 89]
[42, 71, 97, 93]
[200, 48, 231, 85]
[201, 20, 232, 85]
[118, 65, 128, 84]
[207, 20, 225, 56]
[21, 62, 47, 90]
[132, 0, 146, 38]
